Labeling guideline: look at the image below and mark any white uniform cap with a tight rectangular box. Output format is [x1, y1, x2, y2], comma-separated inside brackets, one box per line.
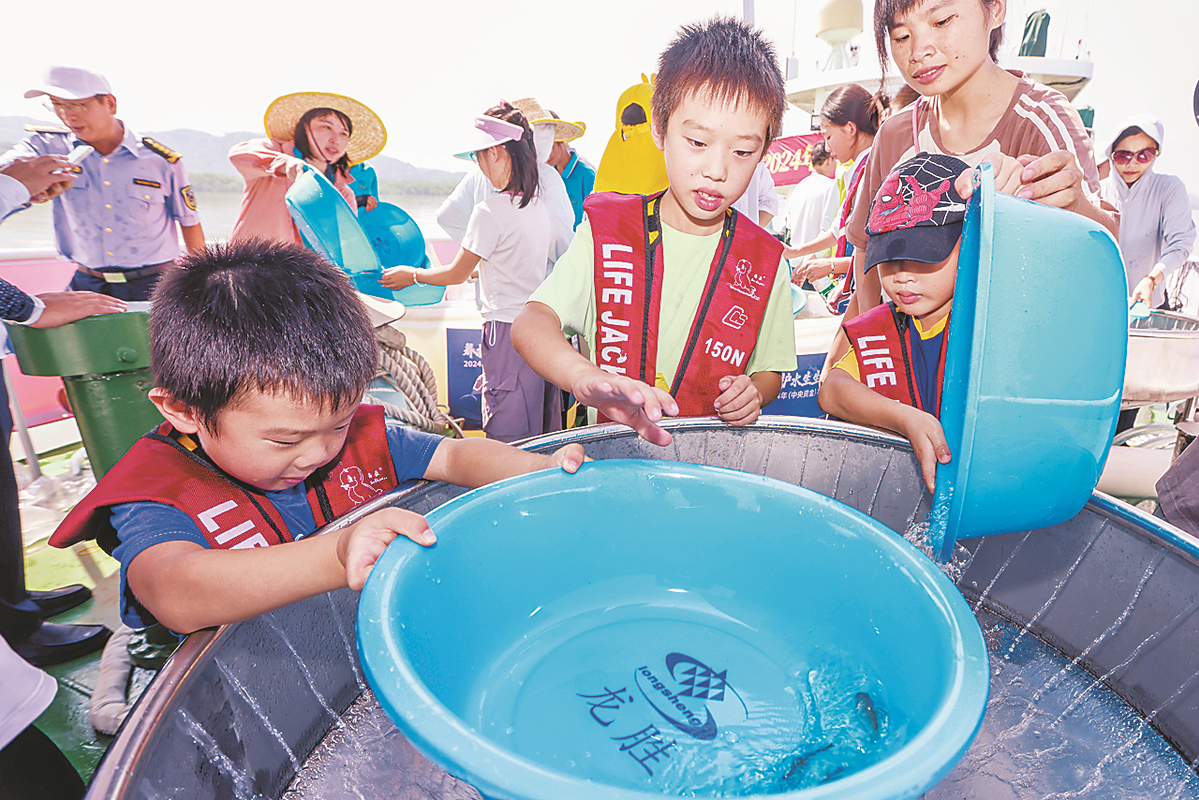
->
[24, 66, 112, 100]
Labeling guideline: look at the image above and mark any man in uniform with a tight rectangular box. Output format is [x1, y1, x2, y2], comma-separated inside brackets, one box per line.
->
[0, 66, 204, 300]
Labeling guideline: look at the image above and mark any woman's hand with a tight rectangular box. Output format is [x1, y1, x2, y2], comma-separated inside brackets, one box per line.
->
[380, 267, 417, 289]
[284, 157, 309, 182]
[1131, 275, 1157, 306]
[796, 257, 835, 284]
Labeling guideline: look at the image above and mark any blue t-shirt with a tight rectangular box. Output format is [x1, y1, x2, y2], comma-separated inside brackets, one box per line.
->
[907, 321, 945, 416]
[110, 423, 442, 629]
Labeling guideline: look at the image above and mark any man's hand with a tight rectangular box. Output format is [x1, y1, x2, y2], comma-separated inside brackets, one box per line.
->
[3, 155, 76, 201]
[714, 374, 762, 425]
[31, 291, 126, 328]
[572, 372, 678, 446]
[338, 507, 436, 591]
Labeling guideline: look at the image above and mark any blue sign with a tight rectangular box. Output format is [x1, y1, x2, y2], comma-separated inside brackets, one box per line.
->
[446, 328, 483, 429]
[765, 352, 826, 417]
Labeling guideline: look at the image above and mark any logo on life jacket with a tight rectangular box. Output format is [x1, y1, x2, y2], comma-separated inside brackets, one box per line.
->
[729, 259, 766, 300]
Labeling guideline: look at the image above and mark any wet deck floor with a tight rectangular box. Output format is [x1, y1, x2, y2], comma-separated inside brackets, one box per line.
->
[17, 443, 157, 783]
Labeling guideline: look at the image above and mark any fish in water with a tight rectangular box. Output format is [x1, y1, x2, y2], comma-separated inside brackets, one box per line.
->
[782, 692, 882, 784]
[856, 691, 880, 739]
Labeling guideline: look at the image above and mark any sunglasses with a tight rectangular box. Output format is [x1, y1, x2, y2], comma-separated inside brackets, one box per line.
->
[1111, 147, 1158, 166]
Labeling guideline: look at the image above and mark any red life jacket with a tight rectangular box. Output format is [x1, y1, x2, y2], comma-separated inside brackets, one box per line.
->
[826, 149, 871, 314]
[50, 405, 398, 555]
[584, 190, 783, 417]
[842, 303, 948, 414]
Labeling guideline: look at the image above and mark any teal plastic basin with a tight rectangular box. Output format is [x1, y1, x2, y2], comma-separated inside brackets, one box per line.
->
[928, 166, 1126, 560]
[286, 171, 445, 306]
[358, 459, 989, 800]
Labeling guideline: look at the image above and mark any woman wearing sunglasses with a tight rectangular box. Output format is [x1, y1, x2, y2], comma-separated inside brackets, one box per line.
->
[1099, 115, 1196, 310]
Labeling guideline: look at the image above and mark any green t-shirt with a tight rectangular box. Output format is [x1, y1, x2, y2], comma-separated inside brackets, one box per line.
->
[529, 218, 797, 391]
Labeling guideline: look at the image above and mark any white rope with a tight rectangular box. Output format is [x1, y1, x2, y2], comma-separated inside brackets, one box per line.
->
[90, 624, 135, 735]
[365, 326, 463, 438]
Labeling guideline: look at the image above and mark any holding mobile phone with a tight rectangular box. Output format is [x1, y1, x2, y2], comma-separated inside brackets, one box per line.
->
[53, 145, 93, 174]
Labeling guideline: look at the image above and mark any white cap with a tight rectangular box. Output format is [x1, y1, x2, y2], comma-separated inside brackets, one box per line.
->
[1105, 113, 1165, 159]
[453, 115, 526, 161]
[24, 66, 112, 100]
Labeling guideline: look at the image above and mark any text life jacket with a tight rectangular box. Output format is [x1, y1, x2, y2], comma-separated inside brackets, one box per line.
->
[842, 303, 949, 414]
[584, 190, 783, 418]
[50, 405, 398, 555]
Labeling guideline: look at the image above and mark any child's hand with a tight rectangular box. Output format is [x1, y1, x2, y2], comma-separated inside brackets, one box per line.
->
[547, 443, 587, 473]
[572, 373, 678, 446]
[898, 408, 952, 494]
[380, 266, 417, 289]
[338, 508, 436, 591]
[714, 374, 762, 426]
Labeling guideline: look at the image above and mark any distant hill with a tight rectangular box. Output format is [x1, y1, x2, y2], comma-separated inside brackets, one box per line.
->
[0, 116, 464, 191]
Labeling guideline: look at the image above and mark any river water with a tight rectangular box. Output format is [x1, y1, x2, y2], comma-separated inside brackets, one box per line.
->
[0, 190, 448, 251]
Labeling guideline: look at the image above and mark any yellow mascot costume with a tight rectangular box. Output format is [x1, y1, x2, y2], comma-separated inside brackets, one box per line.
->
[593, 74, 670, 195]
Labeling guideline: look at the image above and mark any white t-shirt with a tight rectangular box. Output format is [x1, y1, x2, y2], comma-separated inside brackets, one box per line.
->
[437, 164, 574, 266]
[732, 162, 780, 224]
[782, 173, 838, 247]
[463, 193, 553, 323]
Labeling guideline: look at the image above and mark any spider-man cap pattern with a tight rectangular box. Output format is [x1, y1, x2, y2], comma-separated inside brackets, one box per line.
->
[864, 152, 970, 273]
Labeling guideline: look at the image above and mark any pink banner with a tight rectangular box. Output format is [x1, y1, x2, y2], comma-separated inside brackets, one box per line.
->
[762, 133, 825, 187]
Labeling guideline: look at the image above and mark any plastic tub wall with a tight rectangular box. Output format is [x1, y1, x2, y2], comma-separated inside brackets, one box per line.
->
[85, 418, 1199, 799]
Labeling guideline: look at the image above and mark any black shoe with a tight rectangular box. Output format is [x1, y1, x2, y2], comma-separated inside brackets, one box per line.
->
[8, 621, 112, 667]
[13, 584, 93, 619]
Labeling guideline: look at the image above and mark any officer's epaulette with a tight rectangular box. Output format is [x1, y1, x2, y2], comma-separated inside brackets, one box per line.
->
[142, 137, 181, 163]
[24, 124, 71, 134]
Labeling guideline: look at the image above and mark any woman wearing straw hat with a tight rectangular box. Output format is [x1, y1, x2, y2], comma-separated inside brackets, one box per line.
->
[228, 92, 386, 244]
[381, 102, 562, 443]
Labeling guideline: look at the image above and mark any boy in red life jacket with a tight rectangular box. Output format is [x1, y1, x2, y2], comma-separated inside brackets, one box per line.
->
[512, 17, 797, 446]
[49, 240, 584, 635]
[819, 152, 970, 494]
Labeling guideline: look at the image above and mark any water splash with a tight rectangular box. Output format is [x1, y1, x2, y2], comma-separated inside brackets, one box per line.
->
[1004, 529, 1102, 657]
[325, 592, 366, 692]
[215, 660, 302, 775]
[972, 530, 1033, 612]
[263, 615, 346, 731]
[176, 707, 260, 800]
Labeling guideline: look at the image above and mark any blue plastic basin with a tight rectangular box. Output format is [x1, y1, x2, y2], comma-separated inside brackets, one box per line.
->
[928, 166, 1126, 560]
[358, 460, 989, 800]
[286, 172, 446, 306]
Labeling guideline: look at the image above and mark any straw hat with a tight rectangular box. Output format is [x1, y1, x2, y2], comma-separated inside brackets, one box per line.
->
[512, 97, 585, 142]
[264, 92, 387, 165]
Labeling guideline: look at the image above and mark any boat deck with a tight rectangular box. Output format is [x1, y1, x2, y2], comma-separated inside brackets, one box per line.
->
[18, 443, 155, 784]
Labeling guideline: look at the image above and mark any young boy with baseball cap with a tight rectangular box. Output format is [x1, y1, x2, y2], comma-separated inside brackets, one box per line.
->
[819, 152, 971, 494]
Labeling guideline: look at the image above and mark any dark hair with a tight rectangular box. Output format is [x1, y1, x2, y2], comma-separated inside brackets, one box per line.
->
[821, 84, 889, 137]
[150, 239, 377, 431]
[874, 0, 1004, 81]
[294, 107, 354, 180]
[809, 139, 832, 166]
[653, 16, 786, 154]
[483, 102, 539, 209]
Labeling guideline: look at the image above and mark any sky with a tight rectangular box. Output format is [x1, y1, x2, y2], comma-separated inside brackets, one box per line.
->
[2, 0, 1197, 193]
